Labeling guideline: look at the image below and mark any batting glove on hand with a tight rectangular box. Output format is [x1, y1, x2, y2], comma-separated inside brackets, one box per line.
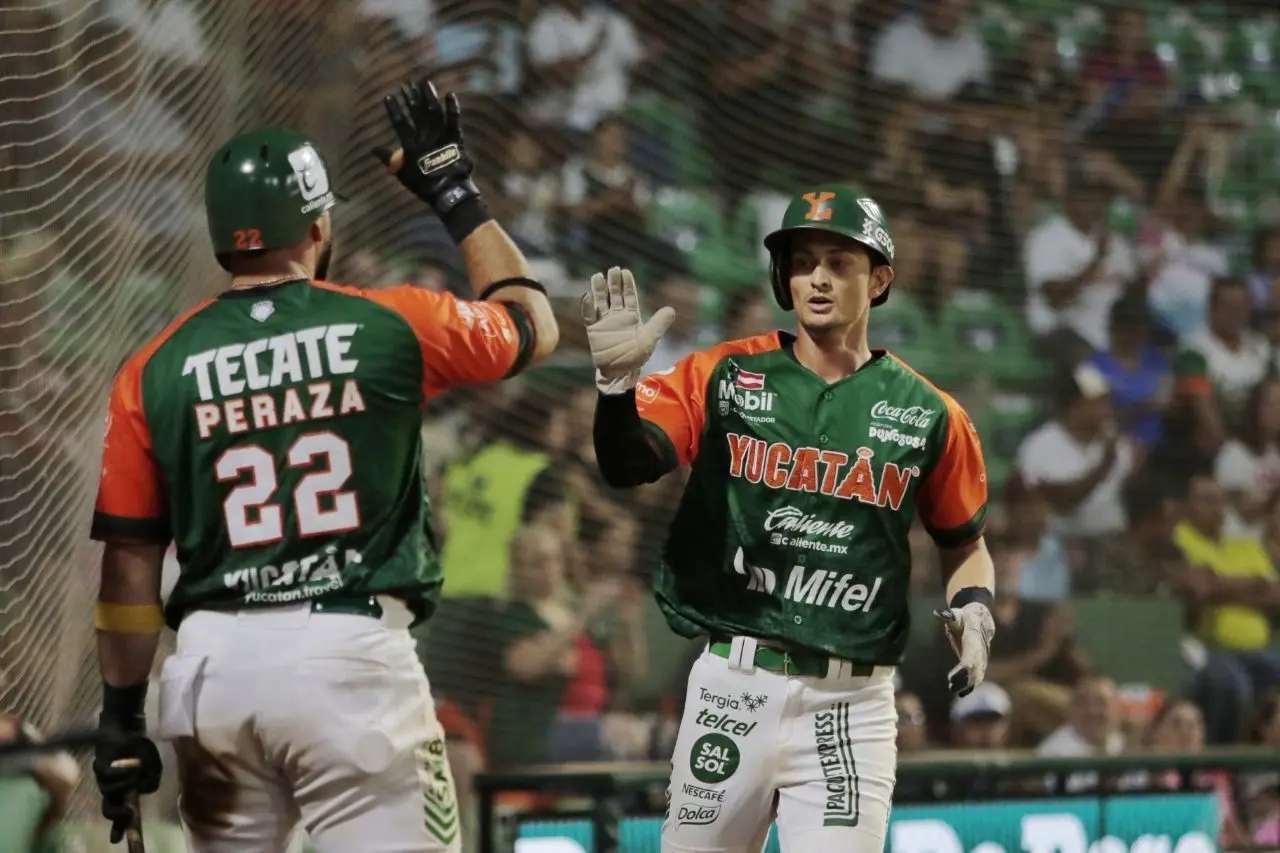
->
[93, 722, 162, 844]
[582, 267, 675, 395]
[373, 77, 479, 221]
[933, 602, 995, 697]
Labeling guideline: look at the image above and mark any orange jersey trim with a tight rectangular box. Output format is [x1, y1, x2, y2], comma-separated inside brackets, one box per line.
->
[635, 333, 783, 466]
[888, 355, 988, 538]
[311, 280, 522, 398]
[94, 299, 217, 539]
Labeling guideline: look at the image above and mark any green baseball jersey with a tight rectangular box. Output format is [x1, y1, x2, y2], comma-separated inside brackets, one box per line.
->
[635, 332, 988, 664]
[91, 279, 533, 629]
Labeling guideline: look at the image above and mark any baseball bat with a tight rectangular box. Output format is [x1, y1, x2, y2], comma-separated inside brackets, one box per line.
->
[109, 758, 147, 853]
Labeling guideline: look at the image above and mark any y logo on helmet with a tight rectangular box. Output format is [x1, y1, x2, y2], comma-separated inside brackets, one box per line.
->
[802, 191, 836, 221]
[287, 145, 334, 212]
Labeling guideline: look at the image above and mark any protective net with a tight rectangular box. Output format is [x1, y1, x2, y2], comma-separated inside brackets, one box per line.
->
[4, 0, 1280, 848]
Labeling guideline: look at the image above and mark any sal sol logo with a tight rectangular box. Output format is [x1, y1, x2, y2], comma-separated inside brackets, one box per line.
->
[689, 733, 741, 784]
[803, 191, 836, 221]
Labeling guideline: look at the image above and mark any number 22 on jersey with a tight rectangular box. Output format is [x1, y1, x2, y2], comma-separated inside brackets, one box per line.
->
[216, 430, 360, 548]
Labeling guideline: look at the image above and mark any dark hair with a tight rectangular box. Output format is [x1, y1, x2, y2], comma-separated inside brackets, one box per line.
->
[1108, 293, 1150, 332]
[1209, 276, 1248, 308]
[1252, 226, 1280, 268]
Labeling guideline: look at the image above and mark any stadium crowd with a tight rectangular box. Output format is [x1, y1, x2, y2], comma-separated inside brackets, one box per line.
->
[6, 0, 1280, 849]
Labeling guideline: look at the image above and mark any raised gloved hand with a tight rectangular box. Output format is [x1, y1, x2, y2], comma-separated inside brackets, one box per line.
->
[933, 602, 996, 697]
[94, 707, 162, 844]
[581, 267, 675, 395]
[373, 77, 479, 223]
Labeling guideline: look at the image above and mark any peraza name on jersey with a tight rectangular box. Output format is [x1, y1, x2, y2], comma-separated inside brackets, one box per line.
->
[726, 434, 919, 510]
[182, 324, 367, 439]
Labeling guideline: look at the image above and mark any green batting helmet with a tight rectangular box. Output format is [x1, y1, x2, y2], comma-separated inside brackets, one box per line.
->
[205, 128, 341, 260]
[763, 185, 895, 311]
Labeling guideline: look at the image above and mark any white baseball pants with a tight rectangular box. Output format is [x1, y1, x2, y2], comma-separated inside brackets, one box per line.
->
[155, 597, 460, 853]
[662, 638, 897, 853]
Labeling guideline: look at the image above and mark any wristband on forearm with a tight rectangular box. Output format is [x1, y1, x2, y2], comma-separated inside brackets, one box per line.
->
[440, 195, 491, 245]
[949, 586, 995, 611]
[100, 682, 148, 731]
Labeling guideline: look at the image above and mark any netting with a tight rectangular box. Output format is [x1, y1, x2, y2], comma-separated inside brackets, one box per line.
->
[4, 0, 1280, 846]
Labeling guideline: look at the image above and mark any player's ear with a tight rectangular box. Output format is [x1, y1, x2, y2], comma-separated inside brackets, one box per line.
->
[870, 265, 894, 301]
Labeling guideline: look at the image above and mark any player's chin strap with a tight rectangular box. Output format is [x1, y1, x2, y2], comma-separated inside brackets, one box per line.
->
[479, 276, 546, 301]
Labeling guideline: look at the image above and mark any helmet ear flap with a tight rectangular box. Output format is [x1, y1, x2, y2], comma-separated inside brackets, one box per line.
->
[770, 256, 793, 311]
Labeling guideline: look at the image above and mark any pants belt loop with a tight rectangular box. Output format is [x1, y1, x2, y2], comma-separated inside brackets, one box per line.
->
[729, 637, 757, 673]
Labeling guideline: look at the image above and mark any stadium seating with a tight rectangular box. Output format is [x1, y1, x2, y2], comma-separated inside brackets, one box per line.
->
[937, 290, 1050, 390]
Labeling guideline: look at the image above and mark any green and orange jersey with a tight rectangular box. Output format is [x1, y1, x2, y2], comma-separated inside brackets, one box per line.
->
[92, 278, 533, 629]
[635, 332, 987, 664]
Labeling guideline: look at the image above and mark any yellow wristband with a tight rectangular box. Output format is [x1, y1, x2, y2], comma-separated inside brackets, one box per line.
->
[94, 602, 164, 634]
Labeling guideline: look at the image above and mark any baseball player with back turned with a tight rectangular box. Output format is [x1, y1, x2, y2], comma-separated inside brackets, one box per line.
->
[583, 185, 997, 852]
[89, 78, 558, 852]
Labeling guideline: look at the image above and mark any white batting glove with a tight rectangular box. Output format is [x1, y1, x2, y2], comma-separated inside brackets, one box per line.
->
[933, 602, 996, 697]
[581, 267, 675, 395]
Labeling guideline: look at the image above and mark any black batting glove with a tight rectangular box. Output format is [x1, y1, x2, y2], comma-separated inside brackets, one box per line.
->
[94, 686, 162, 844]
[373, 77, 480, 222]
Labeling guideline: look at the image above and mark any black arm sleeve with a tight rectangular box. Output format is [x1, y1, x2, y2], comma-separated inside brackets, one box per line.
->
[593, 390, 679, 488]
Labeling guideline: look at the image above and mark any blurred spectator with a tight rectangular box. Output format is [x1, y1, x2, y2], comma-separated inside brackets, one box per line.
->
[1144, 698, 1249, 847]
[336, 248, 388, 286]
[1002, 476, 1071, 603]
[1155, 277, 1270, 476]
[643, 267, 718, 373]
[869, 0, 989, 103]
[493, 524, 642, 768]
[0, 714, 80, 844]
[1215, 377, 1280, 538]
[1038, 676, 1125, 792]
[896, 691, 929, 754]
[1080, 292, 1172, 448]
[494, 125, 561, 252]
[1173, 474, 1280, 744]
[1023, 180, 1138, 359]
[1015, 363, 1136, 539]
[106, 0, 208, 68]
[1243, 691, 1280, 845]
[1142, 196, 1231, 342]
[721, 287, 776, 341]
[991, 21, 1072, 208]
[526, 0, 645, 133]
[705, 0, 852, 209]
[1246, 226, 1280, 315]
[986, 536, 1090, 746]
[439, 388, 569, 599]
[1085, 295, 1171, 452]
[561, 116, 677, 272]
[1076, 7, 1174, 199]
[949, 683, 1012, 749]
[1085, 476, 1184, 596]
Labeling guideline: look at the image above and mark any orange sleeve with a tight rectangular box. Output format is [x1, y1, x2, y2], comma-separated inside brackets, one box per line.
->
[90, 359, 170, 543]
[364, 285, 531, 397]
[916, 394, 988, 548]
[634, 352, 720, 467]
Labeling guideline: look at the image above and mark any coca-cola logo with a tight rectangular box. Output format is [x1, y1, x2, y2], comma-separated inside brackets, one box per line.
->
[870, 400, 935, 429]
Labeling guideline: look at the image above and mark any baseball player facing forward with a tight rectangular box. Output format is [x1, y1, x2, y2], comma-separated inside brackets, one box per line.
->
[89, 78, 558, 852]
[583, 185, 997, 852]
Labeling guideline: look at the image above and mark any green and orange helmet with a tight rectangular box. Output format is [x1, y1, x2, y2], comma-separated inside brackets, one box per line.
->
[762, 185, 896, 311]
[204, 128, 342, 265]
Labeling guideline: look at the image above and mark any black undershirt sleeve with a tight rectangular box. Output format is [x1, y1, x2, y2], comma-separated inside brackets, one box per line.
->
[593, 390, 680, 488]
